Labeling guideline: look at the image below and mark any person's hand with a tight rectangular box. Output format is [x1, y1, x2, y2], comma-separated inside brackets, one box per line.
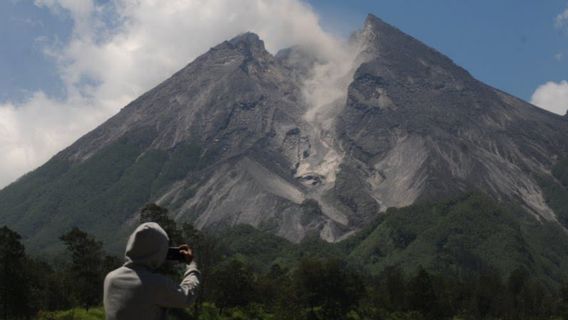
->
[179, 244, 193, 264]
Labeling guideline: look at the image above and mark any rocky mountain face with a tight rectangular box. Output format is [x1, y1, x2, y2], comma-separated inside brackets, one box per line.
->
[340, 17, 568, 219]
[1, 15, 567, 254]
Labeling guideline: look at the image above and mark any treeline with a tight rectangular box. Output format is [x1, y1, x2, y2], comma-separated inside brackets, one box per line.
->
[3, 204, 568, 319]
[0, 224, 121, 319]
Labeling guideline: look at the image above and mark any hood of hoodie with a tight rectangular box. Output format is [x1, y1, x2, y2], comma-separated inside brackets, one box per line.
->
[124, 222, 169, 270]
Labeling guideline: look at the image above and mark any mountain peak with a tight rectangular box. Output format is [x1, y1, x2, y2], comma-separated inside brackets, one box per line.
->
[354, 13, 411, 54]
[356, 14, 381, 43]
[228, 32, 267, 54]
[230, 32, 262, 45]
[363, 13, 387, 29]
[361, 13, 404, 39]
[355, 12, 467, 82]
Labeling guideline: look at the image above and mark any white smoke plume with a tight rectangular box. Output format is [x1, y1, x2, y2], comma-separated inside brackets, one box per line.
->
[294, 37, 363, 188]
[0, 0, 355, 189]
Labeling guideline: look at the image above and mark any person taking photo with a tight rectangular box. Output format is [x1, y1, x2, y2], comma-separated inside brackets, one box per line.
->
[104, 222, 200, 320]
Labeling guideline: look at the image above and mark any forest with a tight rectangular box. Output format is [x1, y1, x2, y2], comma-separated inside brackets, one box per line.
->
[2, 201, 568, 320]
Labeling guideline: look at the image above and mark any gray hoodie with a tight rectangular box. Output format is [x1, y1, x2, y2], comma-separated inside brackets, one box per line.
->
[103, 222, 200, 320]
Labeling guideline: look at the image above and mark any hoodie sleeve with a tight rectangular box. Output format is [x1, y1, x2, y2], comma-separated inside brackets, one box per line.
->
[154, 261, 200, 308]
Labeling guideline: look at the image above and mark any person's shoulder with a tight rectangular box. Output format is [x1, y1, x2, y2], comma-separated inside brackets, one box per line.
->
[105, 266, 131, 280]
[143, 271, 178, 288]
[105, 265, 120, 275]
[104, 267, 120, 287]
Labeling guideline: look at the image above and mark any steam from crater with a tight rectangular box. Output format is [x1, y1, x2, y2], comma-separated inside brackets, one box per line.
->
[294, 33, 366, 190]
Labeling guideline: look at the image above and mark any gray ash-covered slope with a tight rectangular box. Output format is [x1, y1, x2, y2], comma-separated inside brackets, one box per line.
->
[0, 31, 351, 252]
[1, 14, 567, 254]
[339, 15, 568, 218]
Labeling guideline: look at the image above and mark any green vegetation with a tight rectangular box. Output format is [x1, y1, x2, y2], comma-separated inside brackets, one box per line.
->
[0, 226, 119, 318]
[0, 129, 210, 255]
[0, 226, 30, 319]
[36, 307, 105, 320]
[211, 193, 568, 289]
[60, 228, 120, 310]
[0, 127, 159, 254]
[151, 143, 203, 195]
[4, 193, 568, 319]
[346, 193, 568, 287]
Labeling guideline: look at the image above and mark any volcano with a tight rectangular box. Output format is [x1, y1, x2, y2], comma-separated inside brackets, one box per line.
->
[1, 15, 567, 257]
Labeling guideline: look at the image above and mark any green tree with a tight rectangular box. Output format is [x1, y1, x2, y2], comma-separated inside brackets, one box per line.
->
[140, 203, 182, 244]
[381, 266, 407, 312]
[26, 259, 73, 312]
[407, 267, 437, 319]
[294, 258, 364, 320]
[60, 227, 106, 309]
[558, 281, 568, 319]
[507, 267, 529, 318]
[256, 264, 288, 309]
[0, 226, 30, 320]
[468, 270, 505, 319]
[180, 223, 220, 317]
[210, 259, 256, 314]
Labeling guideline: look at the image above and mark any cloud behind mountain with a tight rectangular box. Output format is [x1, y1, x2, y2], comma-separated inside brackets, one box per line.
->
[0, 0, 342, 188]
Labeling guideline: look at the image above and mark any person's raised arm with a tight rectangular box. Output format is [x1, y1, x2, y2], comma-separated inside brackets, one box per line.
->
[154, 245, 200, 308]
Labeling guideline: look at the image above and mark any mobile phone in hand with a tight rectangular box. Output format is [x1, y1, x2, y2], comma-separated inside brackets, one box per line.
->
[166, 247, 186, 262]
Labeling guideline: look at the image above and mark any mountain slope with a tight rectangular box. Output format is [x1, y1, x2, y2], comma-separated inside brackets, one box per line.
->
[1, 15, 567, 257]
[338, 15, 568, 218]
[345, 193, 568, 287]
[204, 192, 568, 288]
[0, 32, 348, 253]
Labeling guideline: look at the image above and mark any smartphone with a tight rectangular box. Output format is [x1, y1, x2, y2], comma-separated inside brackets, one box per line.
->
[166, 247, 185, 262]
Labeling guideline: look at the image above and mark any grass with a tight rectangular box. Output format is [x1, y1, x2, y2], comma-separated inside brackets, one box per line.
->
[36, 307, 105, 320]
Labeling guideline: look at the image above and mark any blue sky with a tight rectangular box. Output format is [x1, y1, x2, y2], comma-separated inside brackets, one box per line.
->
[0, 0, 69, 102]
[2, 1, 567, 104]
[0, 0, 567, 188]
[308, 0, 568, 103]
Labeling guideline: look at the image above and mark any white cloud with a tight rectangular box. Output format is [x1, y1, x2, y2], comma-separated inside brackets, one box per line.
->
[556, 7, 568, 30]
[0, 92, 111, 186]
[0, 0, 347, 189]
[531, 80, 568, 115]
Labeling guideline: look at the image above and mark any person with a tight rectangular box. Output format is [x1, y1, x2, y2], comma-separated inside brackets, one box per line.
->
[103, 222, 200, 320]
